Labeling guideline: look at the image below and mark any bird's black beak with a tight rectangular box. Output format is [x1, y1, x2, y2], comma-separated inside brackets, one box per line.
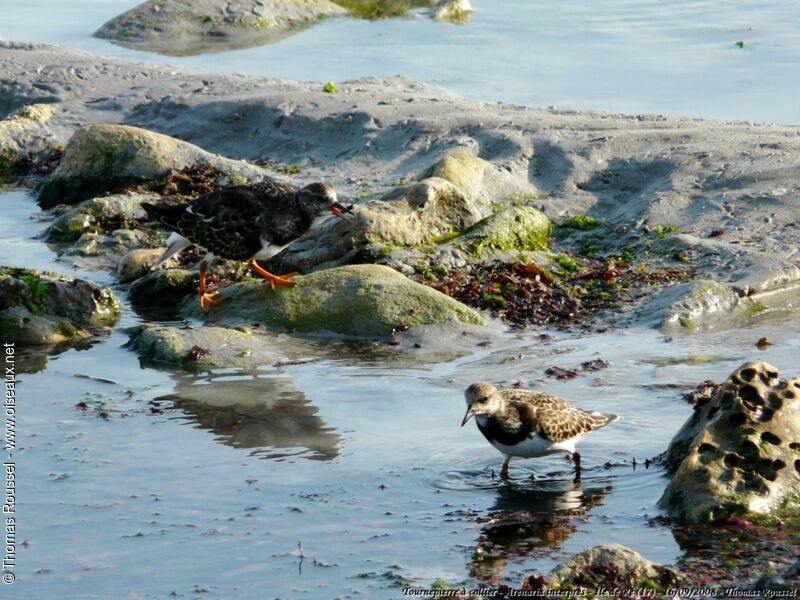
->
[461, 406, 474, 427]
[330, 202, 355, 221]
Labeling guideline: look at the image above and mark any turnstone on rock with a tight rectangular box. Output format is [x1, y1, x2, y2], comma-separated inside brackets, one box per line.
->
[461, 382, 618, 480]
[142, 180, 353, 308]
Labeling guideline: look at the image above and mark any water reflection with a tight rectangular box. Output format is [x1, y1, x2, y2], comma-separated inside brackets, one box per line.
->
[468, 479, 608, 584]
[159, 375, 341, 461]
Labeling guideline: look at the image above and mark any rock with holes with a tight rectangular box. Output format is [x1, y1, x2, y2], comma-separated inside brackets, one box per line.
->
[659, 360, 800, 523]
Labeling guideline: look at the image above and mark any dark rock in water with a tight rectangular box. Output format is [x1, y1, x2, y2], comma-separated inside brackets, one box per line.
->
[0, 266, 121, 345]
[754, 560, 800, 591]
[659, 360, 800, 523]
[129, 268, 197, 308]
[544, 543, 679, 589]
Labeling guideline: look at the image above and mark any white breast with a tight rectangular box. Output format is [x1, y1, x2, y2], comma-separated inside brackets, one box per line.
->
[488, 431, 580, 458]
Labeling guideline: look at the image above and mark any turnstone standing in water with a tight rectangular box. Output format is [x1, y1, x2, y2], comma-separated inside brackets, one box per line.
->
[461, 382, 618, 480]
[143, 180, 352, 308]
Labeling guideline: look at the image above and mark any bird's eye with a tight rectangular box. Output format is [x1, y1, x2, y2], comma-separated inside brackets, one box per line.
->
[478, 396, 489, 403]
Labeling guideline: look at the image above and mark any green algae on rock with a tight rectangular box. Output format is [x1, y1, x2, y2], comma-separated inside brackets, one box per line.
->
[659, 360, 800, 523]
[37, 124, 265, 208]
[95, 0, 346, 56]
[197, 264, 485, 337]
[45, 192, 159, 242]
[0, 267, 121, 345]
[333, 0, 433, 20]
[267, 177, 483, 274]
[458, 206, 551, 258]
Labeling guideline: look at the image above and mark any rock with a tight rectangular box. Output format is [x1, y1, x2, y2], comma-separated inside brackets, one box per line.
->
[129, 268, 197, 307]
[116, 248, 177, 282]
[63, 229, 151, 259]
[95, 0, 346, 56]
[197, 264, 486, 337]
[37, 124, 266, 208]
[128, 324, 283, 369]
[268, 177, 484, 273]
[44, 192, 159, 242]
[754, 560, 800, 591]
[418, 150, 532, 206]
[457, 206, 551, 258]
[546, 544, 679, 590]
[659, 360, 800, 523]
[432, 0, 472, 23]
[659, 280, 764, 331]
[0, 267, 121, 345]
[0, 103, 57, 174]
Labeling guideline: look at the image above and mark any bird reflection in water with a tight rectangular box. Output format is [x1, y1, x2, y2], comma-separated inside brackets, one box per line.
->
[468, 479, 608, 584]
[156, 375, 341, 461]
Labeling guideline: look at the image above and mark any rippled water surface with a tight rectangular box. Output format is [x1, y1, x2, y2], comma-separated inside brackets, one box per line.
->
[3, 0, 800, 123]
[4, 187, 800, 598]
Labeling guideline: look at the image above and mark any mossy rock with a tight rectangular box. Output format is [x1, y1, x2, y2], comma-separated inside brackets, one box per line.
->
[547, 544, 678, 590]
[95, 0, 346, 56]
[197, 264, 485, 337]
[458, 206, 551, 258]
[37, 124, 265, 208]
[129, 268, 198, 306]
[0, 267, 121, 345]
[45, 192, 158, 242]
[268, 177, 483, 274]
[420, 151, 491, 199]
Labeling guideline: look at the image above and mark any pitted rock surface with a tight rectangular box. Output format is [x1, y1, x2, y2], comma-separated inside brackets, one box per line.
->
[660, 360, 800, 522]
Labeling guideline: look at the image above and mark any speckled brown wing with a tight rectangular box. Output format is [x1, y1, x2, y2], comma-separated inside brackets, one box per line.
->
[505, 391, 617, 443]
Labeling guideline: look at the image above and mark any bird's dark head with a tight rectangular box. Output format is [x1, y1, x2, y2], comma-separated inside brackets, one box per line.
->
[462, 381, 502, 426]
[296, 183, 353, 222]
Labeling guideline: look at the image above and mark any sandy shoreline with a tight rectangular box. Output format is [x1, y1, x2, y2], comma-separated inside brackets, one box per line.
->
[3, 40, 800, 328]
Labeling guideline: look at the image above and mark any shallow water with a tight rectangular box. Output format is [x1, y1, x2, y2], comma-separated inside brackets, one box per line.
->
[4, 187, 800, 598]
[3, 0, 800, 123]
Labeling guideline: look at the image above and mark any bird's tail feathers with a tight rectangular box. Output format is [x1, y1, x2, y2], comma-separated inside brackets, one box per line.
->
[152, 232, 191, 271]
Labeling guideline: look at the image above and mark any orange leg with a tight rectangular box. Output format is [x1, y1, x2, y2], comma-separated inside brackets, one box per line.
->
[248, 258, 297, 290]
[198, 260, 221, 310]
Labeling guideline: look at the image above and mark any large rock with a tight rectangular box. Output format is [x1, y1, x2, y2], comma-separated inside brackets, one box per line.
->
[45, 192, 159, 242]
[198, 264, 486, 336]
[95, 0, 346, 56]
[545, 544, 678, 590]
[659, 361, 800, 523]
[37, 124, 266, 208]
[0, 267, 121, 345]
[419, 151, 531, 205]
[268, 177, 484, 273]
[0, 103, 57, 175]
[129, 324, 283, 369]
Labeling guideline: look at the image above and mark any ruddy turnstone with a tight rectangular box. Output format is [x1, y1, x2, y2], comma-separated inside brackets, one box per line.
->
[461, 382, 618, 480]
[142, 180, 353, 308]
